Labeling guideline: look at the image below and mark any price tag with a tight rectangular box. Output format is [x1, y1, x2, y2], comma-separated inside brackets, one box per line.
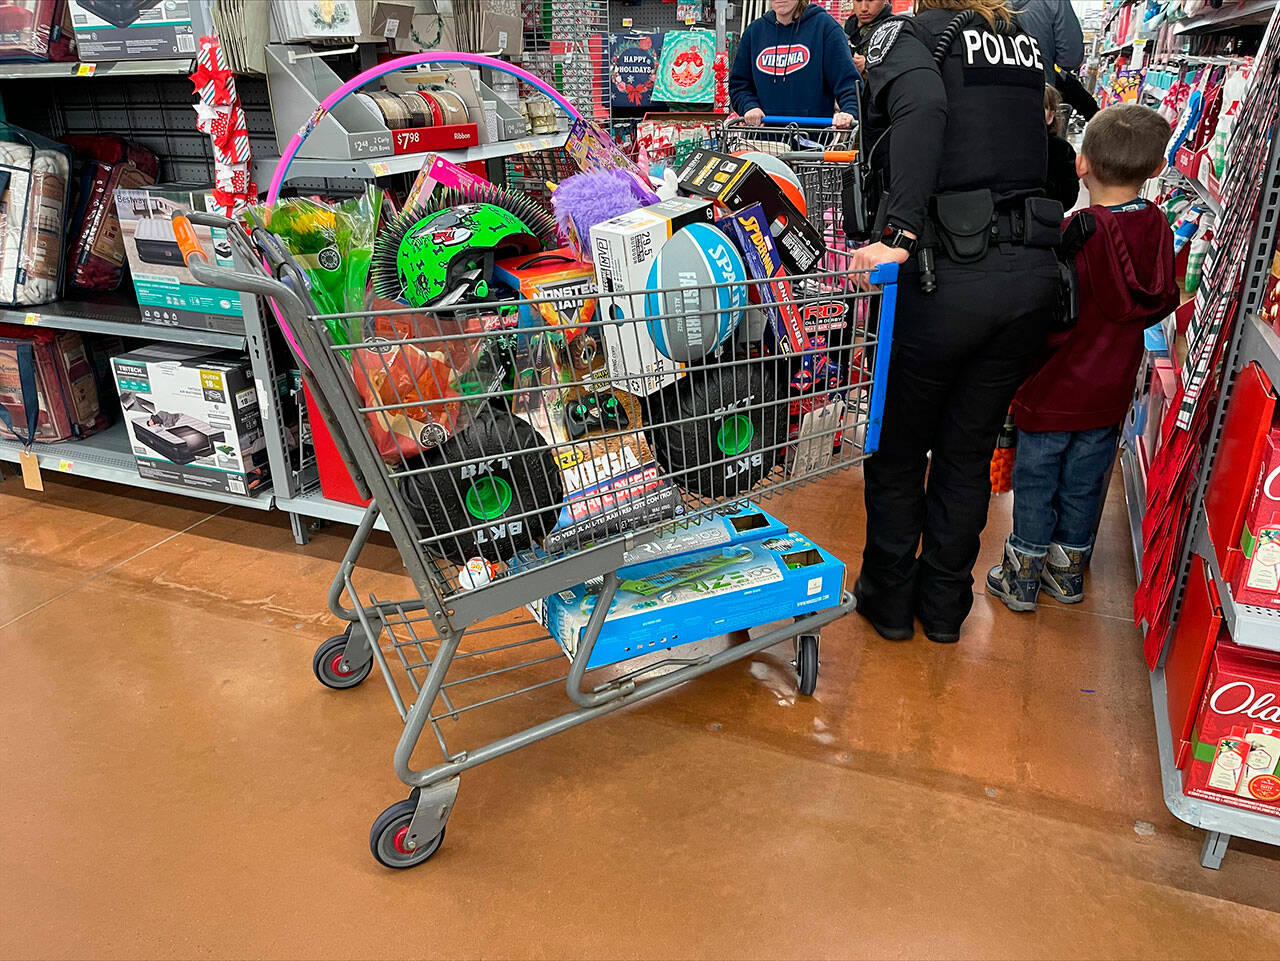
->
[1131, 38, 1148, 71]
[369, 161, 390, 176]
[23, 312, 39, 325]
[622, 17, 633, 26]
[19, 450, 43, 492]
[74, 62, 96, 76]
[57, 459, 74, 473]
[685, 17, 695, 24]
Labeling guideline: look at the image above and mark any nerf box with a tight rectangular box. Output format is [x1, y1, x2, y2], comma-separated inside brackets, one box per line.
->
[536, 530, 845, 669]
[677, 148, 824, 273]
[67, 0, 197, 60]
[590, 197, 712, 395]
[1184, 642, 1280, 817]
[114, 185, 246, 334]
[110, 344, 268, 497]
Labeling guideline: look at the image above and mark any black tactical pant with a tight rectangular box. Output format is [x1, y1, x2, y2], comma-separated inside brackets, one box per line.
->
[859, 244, 1059, 635]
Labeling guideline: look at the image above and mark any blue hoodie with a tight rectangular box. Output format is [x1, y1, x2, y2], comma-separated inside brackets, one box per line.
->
[729, 4, 861, 120]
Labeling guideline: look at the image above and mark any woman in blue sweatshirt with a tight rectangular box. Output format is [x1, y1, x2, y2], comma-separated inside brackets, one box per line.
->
[729, 0, 861, 128]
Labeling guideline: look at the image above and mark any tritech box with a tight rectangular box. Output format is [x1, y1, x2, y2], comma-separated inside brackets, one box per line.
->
[1184, 642, 1280, 818]
[535, 528, 845, 669]
[111, 344, 269, 497]
[590, 197, 713, 394]
[677, 148, 824, 273]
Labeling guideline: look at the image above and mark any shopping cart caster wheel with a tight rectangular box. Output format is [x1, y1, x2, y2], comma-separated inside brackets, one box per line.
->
[313, 631, 372, 690]
[370, 799, 446, 869]
[795, 635, 819, 697]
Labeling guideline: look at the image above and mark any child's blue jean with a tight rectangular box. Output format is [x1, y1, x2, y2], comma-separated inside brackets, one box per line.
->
[1010, 425, 1120, 556]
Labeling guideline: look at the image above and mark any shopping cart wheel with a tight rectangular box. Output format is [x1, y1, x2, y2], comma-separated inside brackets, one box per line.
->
[312, 629, 372, 690]
[370, 799, 446, 869]
[795, 634, 819, 697]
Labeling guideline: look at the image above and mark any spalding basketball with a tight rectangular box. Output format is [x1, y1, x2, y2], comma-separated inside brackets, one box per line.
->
[733, 150, 807, 216]
[644, 223, 748, 364]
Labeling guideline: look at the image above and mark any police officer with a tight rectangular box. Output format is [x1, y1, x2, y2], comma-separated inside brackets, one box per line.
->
[849, 0, 1061, 644]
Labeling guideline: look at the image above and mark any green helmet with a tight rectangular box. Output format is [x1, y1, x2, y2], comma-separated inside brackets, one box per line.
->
[394, 203, 541, 307]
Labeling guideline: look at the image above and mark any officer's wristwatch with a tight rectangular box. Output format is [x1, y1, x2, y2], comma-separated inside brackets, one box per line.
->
[880, 224, 917, 255]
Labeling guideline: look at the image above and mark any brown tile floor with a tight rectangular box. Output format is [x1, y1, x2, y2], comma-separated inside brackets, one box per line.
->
[2, 469, 1278, 960]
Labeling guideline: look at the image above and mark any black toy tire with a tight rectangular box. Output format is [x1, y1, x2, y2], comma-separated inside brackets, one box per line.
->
[369, 799, 446, 869]
[645, 362, 782, 498]
[312, 629, 372, 690]
[796, 634, 819, 697]
[401, 408, 564, 564]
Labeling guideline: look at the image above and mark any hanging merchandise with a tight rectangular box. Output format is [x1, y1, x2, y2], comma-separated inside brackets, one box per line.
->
[609, 31, 663, 108]
[0, 123, 72, 307]
[190, 34, 256, 217]
[269, 0, 362, 42]
[653, 29, 716, 104]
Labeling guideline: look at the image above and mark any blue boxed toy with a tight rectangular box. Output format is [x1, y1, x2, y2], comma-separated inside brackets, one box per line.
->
[536, 528, 845, 669]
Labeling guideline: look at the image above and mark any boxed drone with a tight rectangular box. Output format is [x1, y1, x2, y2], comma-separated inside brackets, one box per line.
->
[676, 149, 824, 273]
[114, 185, 245, 334]
[616, 504, 788, 567]
[67, 0, 197, 61]
[1184, 642, 1280, 818]
[590, 197, 713, 395]
[110, 344, 268, 497]
[535, 529, 845, 669]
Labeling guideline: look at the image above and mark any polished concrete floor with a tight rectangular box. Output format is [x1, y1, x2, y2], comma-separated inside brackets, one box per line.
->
[2, 467, 1277, 960]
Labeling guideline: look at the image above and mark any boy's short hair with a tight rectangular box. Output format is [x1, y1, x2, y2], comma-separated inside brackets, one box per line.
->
[1081, 104, 1170, 188]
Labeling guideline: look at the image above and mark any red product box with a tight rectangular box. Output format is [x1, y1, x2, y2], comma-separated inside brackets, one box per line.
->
[0, 323, 104, 442]
[1185, 642, 1280, 817]
[1234, 428, 1280, 610]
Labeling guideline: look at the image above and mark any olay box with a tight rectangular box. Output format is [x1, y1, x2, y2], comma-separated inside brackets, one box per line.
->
[1234, 428, 1280, 611]
[676, 149, 824, 273]
[1184, 642, 1280, 817]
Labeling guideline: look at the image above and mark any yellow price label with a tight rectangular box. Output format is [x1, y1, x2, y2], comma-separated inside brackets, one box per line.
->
[57, 459, 74, 473]
[622, 17, 633, 26]
[23, 312, 39, 325]
[75, 62, 96, 76]
[369, 161, 390, 176]
[684, 17, 695, 24]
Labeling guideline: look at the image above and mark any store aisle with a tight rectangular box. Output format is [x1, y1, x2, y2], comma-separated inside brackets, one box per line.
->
[2, 469, 1277, 960]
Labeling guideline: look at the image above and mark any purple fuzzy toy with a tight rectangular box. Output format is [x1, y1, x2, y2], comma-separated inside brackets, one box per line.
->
[551, 168, 659, 262]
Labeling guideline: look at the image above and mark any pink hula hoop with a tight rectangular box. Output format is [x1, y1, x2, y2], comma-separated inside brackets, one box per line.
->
[266, 52, 581, 204]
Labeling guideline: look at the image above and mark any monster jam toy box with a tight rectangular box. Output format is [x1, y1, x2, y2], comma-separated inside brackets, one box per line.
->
[114, 185, 246, 334]
[110, 344, 269, 497]
[521, 524, 844, 669]
[67, 0, 197, 61]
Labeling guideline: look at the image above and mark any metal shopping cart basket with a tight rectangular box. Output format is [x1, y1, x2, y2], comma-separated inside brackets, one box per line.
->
[172, 58, 898, 870]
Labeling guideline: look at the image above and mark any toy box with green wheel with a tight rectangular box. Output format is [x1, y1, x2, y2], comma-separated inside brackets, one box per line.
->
[534, 528, 845, 669]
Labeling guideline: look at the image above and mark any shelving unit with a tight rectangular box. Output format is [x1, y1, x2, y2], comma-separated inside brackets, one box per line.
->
[0, 422, 272, 511]
[1172, 168, 1222, 217]
[0, 58, 193, 80]
[1174, 0, 1276, 35]
[1120, 445, 1146, 581]
[1, 295, 246, 351]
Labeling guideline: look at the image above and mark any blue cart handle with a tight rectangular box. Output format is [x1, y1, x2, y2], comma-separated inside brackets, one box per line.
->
[758, 114, 839, 125]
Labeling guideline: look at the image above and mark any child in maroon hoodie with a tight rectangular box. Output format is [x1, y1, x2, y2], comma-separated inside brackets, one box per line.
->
[987, 104, 1179, 612]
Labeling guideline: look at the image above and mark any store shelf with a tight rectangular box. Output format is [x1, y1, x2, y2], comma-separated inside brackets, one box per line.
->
[1174, 0, 1276, 35]
[278, 130, 568, 182]
[275, 487, 387, 531]
[1120, 444, 1146, 581]
[0, 59, 193, 80]
[1100, 41, 1135, 56]
[1173, 168, 1223, 218]
[1240, 311, 1280, 387]
[1194, 506, 1280, 653]
[0, 421, 273, 511]
[1149, 665, 1280, 855]
[1, 295, 247, 351]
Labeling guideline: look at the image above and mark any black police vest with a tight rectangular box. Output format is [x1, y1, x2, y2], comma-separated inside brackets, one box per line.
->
[916, 9, 1047, 202]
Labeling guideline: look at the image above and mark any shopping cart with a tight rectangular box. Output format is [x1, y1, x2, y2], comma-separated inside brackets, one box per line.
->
[177, 202, 898, 867]
[718, 115, 861, 252]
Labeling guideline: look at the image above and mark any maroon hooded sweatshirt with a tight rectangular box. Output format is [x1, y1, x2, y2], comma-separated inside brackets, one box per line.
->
[1013, 202, 1179, 433]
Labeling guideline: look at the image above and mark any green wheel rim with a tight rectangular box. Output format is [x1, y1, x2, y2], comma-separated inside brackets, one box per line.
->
[464, 476, 513, 520]
[716, 414, 755, 457]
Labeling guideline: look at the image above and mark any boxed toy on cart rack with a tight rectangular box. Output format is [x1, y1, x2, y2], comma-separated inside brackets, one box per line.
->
[114, 185, 246, 334]
[110, 344, 268, 496]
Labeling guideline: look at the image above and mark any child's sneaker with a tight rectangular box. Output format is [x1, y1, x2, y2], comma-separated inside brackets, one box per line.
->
[985, 541, 1044, 612]
[1041, 543, 1086, 603]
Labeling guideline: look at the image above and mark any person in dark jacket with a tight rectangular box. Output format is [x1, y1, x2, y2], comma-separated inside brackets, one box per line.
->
[844, 0, 893, 75]
[987, 104, 1179, 612]
[730, 0, 860, 127]
[1044, 83, 1079, 210]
